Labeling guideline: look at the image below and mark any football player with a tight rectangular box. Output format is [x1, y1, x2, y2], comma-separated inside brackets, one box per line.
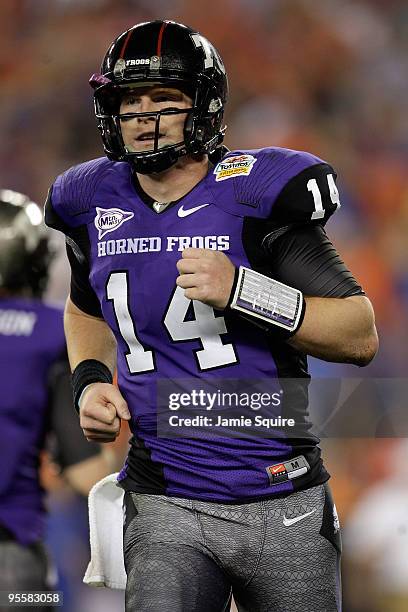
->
[0, 190, 117, 606]
[45, 21, 378, 612]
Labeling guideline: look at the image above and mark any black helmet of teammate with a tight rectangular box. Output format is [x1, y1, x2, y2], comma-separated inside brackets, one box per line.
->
[90, 20, 228, 174]
[0, 189, 50, 297]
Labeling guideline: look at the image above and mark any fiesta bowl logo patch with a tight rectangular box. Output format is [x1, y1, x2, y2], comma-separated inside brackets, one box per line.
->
[94, 207, 134, 239]
[214, 154, 257, 182]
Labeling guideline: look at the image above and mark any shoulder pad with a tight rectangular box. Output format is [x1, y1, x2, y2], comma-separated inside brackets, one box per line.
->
[207, 147, 340, 226]
[46, 157, 122, 229]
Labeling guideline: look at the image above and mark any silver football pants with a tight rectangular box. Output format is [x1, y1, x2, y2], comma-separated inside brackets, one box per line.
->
[123, 483, 342, 612]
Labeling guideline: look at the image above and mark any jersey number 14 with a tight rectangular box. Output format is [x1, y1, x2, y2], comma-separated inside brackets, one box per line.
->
[106, 272, 238, 373]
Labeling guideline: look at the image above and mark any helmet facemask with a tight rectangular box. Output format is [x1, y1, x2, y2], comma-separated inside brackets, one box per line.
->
[94, 82, 196, 173]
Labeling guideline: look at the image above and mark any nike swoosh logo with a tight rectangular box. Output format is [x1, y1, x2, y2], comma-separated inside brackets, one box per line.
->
[271, 465, 284, 473]
[283, 509, 316, 527]
[178, 203, 210, 218]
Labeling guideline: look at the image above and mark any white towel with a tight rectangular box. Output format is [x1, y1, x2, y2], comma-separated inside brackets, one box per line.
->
[83, 472, 127, 589]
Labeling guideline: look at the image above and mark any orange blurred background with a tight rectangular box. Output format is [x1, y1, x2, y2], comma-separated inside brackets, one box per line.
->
[1, 1, 407, 610]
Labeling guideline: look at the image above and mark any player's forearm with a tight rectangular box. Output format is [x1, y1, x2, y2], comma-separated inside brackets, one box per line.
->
[64, 296, 117, 372]
[288, 295, 378, 366]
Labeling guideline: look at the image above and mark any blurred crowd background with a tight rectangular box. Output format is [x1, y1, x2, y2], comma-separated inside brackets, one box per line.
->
[1, 0, 407, 610]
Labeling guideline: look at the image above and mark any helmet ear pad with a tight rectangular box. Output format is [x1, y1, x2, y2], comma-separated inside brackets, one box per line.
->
[183, 111, 195, 146]
[93, 86, 125, 160]
[187, 108, 225, 155]
[184, 78, 225, 155]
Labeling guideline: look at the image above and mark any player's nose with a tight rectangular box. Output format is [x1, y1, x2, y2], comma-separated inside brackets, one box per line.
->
[137, 95, 158, 119]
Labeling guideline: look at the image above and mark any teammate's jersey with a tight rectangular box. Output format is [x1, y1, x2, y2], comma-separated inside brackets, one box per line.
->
[46, 147, 340, 502]
[0, 298, 66, 545]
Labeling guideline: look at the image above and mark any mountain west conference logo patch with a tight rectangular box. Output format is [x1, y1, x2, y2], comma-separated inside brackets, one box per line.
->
[214, 154, 257, 182]
[94, 207, 134, 239]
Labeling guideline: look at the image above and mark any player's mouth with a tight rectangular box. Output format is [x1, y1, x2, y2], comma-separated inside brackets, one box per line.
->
[136, 132, 164, 142]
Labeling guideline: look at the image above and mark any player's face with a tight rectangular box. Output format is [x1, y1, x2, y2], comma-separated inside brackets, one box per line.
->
[119, 85, 193, 153]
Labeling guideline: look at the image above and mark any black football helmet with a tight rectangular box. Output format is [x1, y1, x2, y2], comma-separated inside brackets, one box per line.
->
[90, 20, 228, 173]
[0, 189, 50, 297]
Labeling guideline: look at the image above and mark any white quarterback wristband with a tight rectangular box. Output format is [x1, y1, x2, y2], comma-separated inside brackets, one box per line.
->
[229, 266, 305, 335]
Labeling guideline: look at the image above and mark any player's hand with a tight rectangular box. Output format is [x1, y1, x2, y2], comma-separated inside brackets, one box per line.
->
[79, 382, 131, 443]
[176, 247, 236, 310]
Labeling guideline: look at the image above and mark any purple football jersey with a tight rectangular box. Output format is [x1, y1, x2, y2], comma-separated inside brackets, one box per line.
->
[0, 298, 65, 544]
[47, 147, 339, 501]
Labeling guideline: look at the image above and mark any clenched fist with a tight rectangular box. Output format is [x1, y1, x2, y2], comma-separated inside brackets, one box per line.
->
[79, 382, 131, 443]
[176, 247, 236, 310]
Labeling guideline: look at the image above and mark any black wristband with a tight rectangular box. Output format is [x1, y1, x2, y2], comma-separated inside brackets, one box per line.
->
[71, 359, 113, 414]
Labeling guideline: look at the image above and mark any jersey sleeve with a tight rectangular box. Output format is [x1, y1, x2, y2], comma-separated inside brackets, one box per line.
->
[66, 237, 103, 317]
[44, 159, 112, 317]
[209, 148, 341, 232]
[45, 187, 102, 317]
[268, 161, 340, 229]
